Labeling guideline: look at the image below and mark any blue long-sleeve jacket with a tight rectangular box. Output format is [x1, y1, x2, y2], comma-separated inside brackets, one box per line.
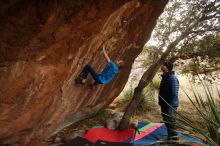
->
[98, 61, 119, 85]
[159, 71, 179, 108]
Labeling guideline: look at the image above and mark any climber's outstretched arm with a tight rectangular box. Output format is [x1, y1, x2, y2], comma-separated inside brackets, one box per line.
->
[102, 46, 110, 62]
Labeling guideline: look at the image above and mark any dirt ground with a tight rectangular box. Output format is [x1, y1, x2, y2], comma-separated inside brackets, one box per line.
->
[47, 97, 206, 145]
[47, 73, 217, 145]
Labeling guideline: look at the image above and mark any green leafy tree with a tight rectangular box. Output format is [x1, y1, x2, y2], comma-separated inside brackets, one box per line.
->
[174, 35, 220, 81]
[141, 0, 220, 80]
[119, 0, 220, 129]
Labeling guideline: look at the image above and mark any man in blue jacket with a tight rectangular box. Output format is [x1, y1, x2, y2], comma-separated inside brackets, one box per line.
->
[75, 46, 124, 88]
[159, 61, 179, 140]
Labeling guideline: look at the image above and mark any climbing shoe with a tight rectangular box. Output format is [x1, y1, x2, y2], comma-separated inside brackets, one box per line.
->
[75, 78, 86, 85]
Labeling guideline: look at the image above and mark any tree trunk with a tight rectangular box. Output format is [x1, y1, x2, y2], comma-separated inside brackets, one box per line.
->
[118, 52, 168, 129]
[118, 33, 188, 129]
[118, 0, 219, 130]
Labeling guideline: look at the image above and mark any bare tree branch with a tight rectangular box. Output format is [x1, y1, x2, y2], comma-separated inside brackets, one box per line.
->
[190, 28, 220, 34]
[170, 52, 206, 62]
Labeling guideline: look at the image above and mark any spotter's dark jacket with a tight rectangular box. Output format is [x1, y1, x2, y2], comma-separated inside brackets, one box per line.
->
[159, 71, 179, 108]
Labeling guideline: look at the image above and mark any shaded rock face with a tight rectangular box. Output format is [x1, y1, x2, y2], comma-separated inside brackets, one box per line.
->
[0, 0, 168, 145]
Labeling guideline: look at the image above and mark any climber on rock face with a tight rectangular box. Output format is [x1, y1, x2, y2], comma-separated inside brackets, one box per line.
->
[75, 46, 124, 88]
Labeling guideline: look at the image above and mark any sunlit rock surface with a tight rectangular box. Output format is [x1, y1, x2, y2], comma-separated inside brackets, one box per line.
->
[0, 0, 167, 145]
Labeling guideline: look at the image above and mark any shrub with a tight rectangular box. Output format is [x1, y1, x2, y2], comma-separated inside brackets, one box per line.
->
[116, 86, 156, 115]
[152, 78, 161, 90]
[165, 83, 220, 146]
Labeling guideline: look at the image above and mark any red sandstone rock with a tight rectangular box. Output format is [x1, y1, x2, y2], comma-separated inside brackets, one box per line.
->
[0, 0, 168, 145]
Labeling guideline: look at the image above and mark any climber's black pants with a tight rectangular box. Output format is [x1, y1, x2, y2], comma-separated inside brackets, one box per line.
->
[82, 65, 101, 84]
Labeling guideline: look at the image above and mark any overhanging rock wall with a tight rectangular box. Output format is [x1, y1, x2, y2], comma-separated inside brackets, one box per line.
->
[0, 0, 168, 145]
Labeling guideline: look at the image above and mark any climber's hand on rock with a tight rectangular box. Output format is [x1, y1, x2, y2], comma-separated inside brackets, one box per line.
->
[102, 46, 106, 52]
[102, 46, 107, 55]
[102, 46, 110, 62]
